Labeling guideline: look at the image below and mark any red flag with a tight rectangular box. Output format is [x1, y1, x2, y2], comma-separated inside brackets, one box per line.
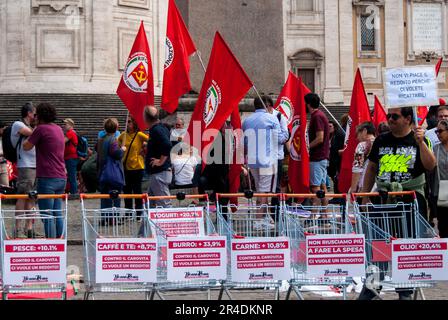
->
[161, 0, 196, 113]
[275, 71, 311, 130]
[287, 76, 310, 194]
[417, 58, 444, 125]
[373, 95, 387, 128]
[338, 69, 372, 193]
[186, 32, 252, 169]
[116, 21, 154, 130]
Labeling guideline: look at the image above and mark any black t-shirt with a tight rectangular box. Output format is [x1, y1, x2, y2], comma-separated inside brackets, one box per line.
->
[145, 123, 172, 175]
[368, 131, 430, 183]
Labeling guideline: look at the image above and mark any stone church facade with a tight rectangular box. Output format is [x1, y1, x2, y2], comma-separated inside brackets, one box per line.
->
[0, 0, 446, 106]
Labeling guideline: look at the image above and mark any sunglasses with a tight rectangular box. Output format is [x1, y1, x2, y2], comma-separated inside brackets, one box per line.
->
[436, 129, 447, 135]
[386, 113, 402, 121]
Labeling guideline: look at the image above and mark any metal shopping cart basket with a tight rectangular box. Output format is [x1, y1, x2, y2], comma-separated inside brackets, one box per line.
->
[0, 193, 68, 300]
[352, 191, 438, 300]
[283, 193, 356, 300]
[216, 192, 288, 300]
[148, 193, 223, 300]
[81, 193, 157, 300]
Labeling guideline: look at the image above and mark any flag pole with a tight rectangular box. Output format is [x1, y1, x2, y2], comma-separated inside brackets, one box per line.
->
[319, 102, 346, 134]
[196, 51, 207, 73]
[413, 106, 419, 128]
[252, 85, 268, 110]
[122, 111, 129, 147]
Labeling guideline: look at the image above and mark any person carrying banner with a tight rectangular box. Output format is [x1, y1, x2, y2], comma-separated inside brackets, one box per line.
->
[305, 93, 330, 207]
[359, 106, 436, 300]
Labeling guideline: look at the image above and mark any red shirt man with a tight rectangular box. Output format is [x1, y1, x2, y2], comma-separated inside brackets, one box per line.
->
[63, 119, 78, 160]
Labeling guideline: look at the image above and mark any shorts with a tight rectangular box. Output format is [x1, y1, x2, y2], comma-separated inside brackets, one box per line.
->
[251, 165, 277, 193]
[310, 160, 328, 187]
[17, 168, 36, 194]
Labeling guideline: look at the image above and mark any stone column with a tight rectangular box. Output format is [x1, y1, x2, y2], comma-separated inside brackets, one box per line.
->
[385, 0, 404, 67]
[4, 0, 27, 79]
[339, 0, 354, 96]
[90, 0, 114, 81]
[323, 0, 344, 104]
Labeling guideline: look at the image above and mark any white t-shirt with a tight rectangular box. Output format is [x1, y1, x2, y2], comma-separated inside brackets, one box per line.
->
[170, 128, 187, 142]
[172, 156, 198, 186]
[11, 121, 36, 168]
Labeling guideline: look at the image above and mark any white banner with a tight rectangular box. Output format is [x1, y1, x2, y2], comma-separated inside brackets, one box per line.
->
[95, 238, 157, 284]
[306, 234, 366, 278]
[149, 207, 205, 237]
[167, 236, 227, 281]
[392, 238, 448, 282]
[3, 239, 67, 286]
[231, 237, 291, 282]
[384, 66, 438, 108]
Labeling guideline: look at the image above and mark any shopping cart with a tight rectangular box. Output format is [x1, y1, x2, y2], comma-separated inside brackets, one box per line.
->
[216, 192, 288, 300]
[0, 193, 68, 300]
[148, 193, 223, 300]
[81, 193, 157, 300]
[283, 193, 356, 300]
[352, 191, 438, 300]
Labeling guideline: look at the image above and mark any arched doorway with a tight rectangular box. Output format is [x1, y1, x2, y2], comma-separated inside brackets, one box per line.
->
[289, 49, 323, 94]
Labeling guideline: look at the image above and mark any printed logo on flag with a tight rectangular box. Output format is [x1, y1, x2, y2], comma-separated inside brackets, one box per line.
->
[203, 80, 221, 127]
[123, 52, 149, 92]
[164, 37, 175, 69]
[290, 116, 308, 161]
[278, 97, 294, 125]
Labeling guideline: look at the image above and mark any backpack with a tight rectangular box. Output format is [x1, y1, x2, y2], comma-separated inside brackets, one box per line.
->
[75, 134, 89, 158]
[2, 122, 23, 163]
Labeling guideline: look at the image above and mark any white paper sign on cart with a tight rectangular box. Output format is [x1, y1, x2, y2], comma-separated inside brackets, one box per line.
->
[149, 207, 205, 236]
[167, 236, 227, 281]
[392, 238, 448, 282]
[95, 238, 157, 284]
[3, 239, 67, 286]
[306, 234, 366, 278]
[231, 237, 291, 282]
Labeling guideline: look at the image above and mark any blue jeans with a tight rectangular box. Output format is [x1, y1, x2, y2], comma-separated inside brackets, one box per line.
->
[36, 178, 66, 238]
[65, 158, 79, 194]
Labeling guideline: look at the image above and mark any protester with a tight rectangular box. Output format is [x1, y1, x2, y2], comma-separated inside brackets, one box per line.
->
[11, 102, 36, 238]
[63, 118, 79, 197]
[433, 119, 448, 238]
[23, 103, 66, 238]
[305, 93, 330, 207]
[144, 106, 172, 207]
[350, 122, 376, 193]
[97, 118, 125, 222]
[0, 121, 9, 186]
[171, 145, 198, 188]
[327, 120, 345, 194]
[118, 116, 148, 216]
[170, 117, 186, 145]
[425, 101, 448, 148]
[98, 118, 120, 139]
[80, 148, 98, 193]
[243, 97, 285, 228]
[360, 106, 436, 300]
[426, 99, 446, 131]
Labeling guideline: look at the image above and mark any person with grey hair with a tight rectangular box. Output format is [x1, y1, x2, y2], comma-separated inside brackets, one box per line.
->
[170, 117, 186, 147]
[144, 106, 172, 207]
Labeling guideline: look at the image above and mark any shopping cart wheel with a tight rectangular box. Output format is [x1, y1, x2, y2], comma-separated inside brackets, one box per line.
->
[244, 190, 254, 199]
[28, 190, 39, 200]
[316, 190, 325, 199]
[176, 192, 186, 201]
[109, 190, 120, 199]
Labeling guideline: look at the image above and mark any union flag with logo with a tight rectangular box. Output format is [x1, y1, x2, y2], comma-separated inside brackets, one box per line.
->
[186, 32, 252, 169]
[116, 21, 154, 130]
[161, 0, 196, 113]
[287, 76, 310, 194]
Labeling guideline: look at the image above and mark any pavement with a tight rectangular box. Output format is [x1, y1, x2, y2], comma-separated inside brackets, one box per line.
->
[2, 198, 448, 300]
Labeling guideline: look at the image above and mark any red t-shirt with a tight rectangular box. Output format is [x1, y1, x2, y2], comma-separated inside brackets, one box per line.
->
[308, 109, 330, 161]
[64, 129, 78, 160]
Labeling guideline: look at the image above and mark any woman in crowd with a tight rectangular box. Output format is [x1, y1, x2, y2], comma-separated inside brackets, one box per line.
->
[350, 122, 376, 193]
[118, 116, 148, 216]
[23, 103, 66, 238]
[433, 119, 448, 238]
[97, 118, 125, 223]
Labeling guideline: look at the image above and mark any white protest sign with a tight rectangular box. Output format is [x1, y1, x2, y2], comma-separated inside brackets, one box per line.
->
[3, 239, 67, 286]
[148, 207, 205, 236]
[306, 234, 366, 278]
[392, 238, 448, 282]
[231, 237, 291, 282]
[95, 238, 157, 284]
[384, 66, 438, 108]
[167, 236, 227, 281]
